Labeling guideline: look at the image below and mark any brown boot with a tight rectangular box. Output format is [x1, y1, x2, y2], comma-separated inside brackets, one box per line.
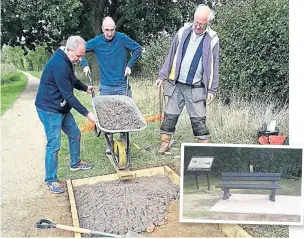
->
[199, 138, 210, 143]
[158, 134, 171, 154]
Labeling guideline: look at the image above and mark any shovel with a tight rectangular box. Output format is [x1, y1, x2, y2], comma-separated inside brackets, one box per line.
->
[131, 142, 151, 151]
[35, 219, 142, 238]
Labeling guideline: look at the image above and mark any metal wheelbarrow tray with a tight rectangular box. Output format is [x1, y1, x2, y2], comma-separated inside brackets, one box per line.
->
[92, 95, 147, 170]
[92, 95, 147, 133]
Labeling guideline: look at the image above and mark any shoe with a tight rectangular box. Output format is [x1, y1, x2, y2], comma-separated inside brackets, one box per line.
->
[70, 160, 94, 171]
[47, 181, 65, 194]
[158, 134, 171, 154]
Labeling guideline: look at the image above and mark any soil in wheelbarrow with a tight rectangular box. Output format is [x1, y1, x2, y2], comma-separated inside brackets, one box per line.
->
[95, 101, 141, 130]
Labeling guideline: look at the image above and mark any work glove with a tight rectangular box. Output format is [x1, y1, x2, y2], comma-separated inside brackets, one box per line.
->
[83, 66, 91, 76]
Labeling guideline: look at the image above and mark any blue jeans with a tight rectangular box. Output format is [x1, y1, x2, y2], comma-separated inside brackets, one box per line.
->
[100, 84, 132, 97]
[36, 108, 81, 184]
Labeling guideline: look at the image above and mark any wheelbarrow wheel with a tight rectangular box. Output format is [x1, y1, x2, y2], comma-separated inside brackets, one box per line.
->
[114, 140, 127, 169]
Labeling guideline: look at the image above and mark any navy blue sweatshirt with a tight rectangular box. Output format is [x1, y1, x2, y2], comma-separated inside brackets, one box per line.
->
[35, 49, 89, 116]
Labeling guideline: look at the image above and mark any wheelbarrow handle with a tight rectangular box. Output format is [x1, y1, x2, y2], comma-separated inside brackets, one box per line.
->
[87, 73, 95, 98]
[94, 125, 101, 137]
[35, 219, 56, 229]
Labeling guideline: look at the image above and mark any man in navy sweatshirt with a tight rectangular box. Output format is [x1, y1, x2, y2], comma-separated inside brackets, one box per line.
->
[35, 36, 96, 194]
[81, 16, 142, 154]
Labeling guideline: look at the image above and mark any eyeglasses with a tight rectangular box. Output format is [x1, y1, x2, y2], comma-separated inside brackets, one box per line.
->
[103, 28, 115, 33]
[193, 22, 207, 28]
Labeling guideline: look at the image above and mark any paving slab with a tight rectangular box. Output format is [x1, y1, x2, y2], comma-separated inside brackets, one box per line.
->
[209, 194, 302, 216]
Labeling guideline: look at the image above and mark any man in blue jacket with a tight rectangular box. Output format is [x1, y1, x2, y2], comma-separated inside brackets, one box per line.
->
[35, 36, 96, 194]
[81, 16, 142, 154]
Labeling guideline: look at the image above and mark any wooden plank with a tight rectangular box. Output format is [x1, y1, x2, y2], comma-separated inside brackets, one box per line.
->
[164, 165, 180, 186]
[221, 172, 281, 177]
[106, 154, 134, 180]
[72, 173, 119, 187]
[73, 166, 166, 188]
[221, 176, 281, 181]
[216, 184, 281, 189]
[66, 179, 81, 238]
[132, 166, 165, 178]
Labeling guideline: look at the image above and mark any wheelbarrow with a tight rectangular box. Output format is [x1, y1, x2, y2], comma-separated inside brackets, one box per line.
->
[87, 74, 147, 170]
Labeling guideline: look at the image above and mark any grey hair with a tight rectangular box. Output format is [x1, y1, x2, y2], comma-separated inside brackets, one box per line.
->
[65, 36, 86, 51]
[196, 4, 215, 22]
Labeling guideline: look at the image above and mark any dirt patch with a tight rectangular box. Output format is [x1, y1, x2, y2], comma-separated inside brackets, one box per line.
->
[144, 200, 226, 237]
[73, 175, 179, 235]
[95, 100, 141, 130]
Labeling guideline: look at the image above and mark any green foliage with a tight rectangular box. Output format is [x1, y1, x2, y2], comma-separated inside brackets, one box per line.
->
[1, 64, 19, 85]
[23, 46, 52, 71]
[133, 0, 289, 104]
[1, 0, 207, 49]
[1, 46, 25, 69]
[134, 34, 173, 78]
[2, 45, 51, 71]
[1, 0, 83, 50]
[213, 0, 289, 103]
[183, 146, 302, 179]
[0, 68, 27, 115]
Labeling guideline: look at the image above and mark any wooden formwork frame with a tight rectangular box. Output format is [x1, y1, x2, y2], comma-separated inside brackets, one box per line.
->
[66, 166, 252, 238]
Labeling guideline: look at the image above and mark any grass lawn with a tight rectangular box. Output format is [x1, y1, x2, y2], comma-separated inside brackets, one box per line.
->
[1, 72, 27, 116]
[26, 72, 290, 181]
[29, 71, 42, 79]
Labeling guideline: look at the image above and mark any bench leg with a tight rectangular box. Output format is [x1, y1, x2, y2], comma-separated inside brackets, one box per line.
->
[223, 188, 230, 200]
[269, 189, 276, 202]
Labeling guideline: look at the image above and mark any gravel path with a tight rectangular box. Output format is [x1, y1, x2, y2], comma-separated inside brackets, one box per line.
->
[0, 72, 73, 237]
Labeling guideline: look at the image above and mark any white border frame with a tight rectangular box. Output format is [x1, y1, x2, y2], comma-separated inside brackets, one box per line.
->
[180, 143, 304, 226]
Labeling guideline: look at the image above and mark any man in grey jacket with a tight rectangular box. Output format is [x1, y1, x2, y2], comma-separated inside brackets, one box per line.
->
[156, 4, 220, 153]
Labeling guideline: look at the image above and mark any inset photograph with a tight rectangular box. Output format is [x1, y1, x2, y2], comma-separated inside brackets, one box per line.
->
[180, 143, 303, 225]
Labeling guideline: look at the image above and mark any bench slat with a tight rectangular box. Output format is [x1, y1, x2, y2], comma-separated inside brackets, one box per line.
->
[221, 172, 281, 177]
[216, 184, 281, 189]
[221, 176, 280, 181]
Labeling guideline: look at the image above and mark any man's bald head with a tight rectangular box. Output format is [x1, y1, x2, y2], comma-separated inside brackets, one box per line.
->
[102, 16, 116, 40]
[102, 16, 115, 27]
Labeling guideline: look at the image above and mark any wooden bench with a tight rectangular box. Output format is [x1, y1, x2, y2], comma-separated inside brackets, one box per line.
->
[216, 172, 281, 202]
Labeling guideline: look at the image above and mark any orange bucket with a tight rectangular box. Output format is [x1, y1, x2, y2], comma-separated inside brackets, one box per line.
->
[258, 135, 288, 145]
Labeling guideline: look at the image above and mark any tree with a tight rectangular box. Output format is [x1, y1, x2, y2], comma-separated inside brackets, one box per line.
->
[1, 0, 83, 51]
[1, 0, 218, 50]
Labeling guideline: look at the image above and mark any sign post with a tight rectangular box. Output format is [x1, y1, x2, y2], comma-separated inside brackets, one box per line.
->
[187, 156, 214, 190]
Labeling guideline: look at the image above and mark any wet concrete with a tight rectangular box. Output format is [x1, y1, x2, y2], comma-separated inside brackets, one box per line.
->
[95, 100, 141, 130]
[73, 175, 180, 236]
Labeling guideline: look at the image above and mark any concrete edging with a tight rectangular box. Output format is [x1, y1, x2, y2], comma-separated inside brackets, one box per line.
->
[219, 224, 252, 237]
